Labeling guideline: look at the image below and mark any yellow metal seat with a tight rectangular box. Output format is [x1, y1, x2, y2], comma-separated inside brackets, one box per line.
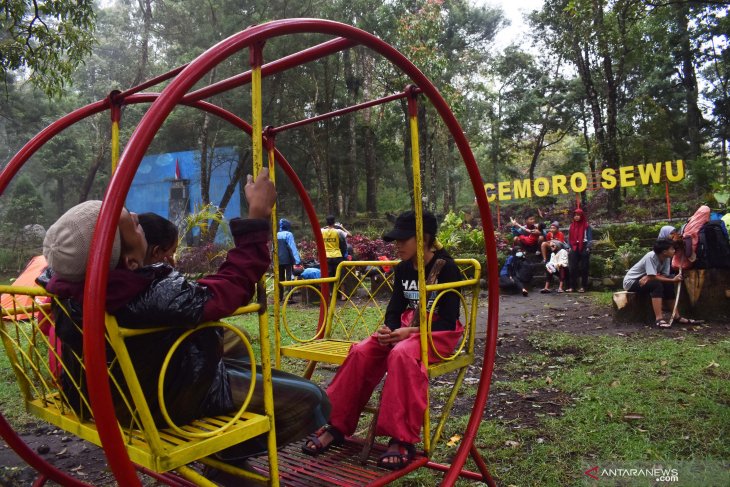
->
[277, 261, 398, 366]
[0, 286, 278, 485]
[276, 258, 481, 453]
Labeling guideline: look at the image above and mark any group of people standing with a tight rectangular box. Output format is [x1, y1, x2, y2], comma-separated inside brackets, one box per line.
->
[501, 208, 593, 296]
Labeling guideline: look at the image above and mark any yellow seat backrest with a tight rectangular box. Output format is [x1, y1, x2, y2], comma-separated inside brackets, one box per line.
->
[0, 285, 276, 476]
[277, 258, 480, 360]
[278, 261, 398, 346]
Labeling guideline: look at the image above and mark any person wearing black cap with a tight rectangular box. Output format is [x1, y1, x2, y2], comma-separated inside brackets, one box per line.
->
[302, 210, 462, 471]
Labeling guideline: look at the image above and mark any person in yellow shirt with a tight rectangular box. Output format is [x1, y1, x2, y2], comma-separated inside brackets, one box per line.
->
[321, 215, 351, 280]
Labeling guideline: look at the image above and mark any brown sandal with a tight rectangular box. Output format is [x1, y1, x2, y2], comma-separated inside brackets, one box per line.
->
[377, 439, 415, 470]
[301, 425, 344, 456]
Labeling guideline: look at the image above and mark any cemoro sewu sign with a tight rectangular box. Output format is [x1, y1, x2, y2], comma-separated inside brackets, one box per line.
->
[483, 160, 685, 202]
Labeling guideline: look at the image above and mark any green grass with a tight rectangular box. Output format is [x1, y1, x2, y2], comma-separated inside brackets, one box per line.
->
[588, 290, 616, 307]
[2, 305, 728, 485]
[409, 331, 730, 486]
[0, 332, 38, 426]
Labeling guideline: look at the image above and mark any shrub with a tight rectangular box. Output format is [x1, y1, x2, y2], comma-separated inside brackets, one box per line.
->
[589, 255, 608, 277]
[438, 211, 486, 254]
[297, 234, 395, 262]
[606, 237, 647, 276]
[176, 242, 227, 277]
[349, 234, 395, 260]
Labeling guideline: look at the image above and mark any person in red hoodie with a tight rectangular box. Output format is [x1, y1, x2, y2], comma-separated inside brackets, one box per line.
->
[40, 168, 330, 461]
[566, 208, 593, 293]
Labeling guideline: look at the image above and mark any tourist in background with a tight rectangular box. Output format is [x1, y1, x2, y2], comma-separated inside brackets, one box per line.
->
[566, 208, 593, 293]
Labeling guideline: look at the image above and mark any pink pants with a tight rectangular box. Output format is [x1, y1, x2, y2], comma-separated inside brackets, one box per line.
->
[326, 324, 463, 444]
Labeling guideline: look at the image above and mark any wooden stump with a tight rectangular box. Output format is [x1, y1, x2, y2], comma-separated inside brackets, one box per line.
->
[679, 269, 730, 321]
[612, 291, 653, 324]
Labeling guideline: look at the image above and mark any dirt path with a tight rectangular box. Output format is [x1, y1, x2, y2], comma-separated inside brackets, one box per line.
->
[1, 292, 726, 485]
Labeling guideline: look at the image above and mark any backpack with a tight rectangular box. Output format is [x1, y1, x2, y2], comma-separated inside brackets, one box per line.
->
[694, 221, 730, 269]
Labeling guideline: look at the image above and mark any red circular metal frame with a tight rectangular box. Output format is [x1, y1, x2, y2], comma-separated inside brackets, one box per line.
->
[0, 18, 500, 486]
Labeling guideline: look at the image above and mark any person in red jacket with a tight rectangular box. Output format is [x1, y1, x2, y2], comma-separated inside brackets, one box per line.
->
[41, 168, 330, 461]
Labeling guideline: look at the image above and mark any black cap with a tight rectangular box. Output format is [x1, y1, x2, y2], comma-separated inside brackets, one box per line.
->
[382, 210, 437, 242]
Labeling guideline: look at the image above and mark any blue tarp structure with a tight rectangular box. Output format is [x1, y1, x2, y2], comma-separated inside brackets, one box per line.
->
[126, 147, 242, 229]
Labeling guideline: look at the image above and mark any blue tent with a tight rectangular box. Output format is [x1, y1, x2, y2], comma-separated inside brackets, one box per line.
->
[126, 147, 243, 234]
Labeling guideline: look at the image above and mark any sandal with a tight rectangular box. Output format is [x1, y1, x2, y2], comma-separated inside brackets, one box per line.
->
[578, 288, 585, 293]
[673, 316, 705, 325]
[557, 289, 564, 293]
[301, 425, 344, 456]
[377, 439, 416, 471]
[655, 319, 671, 328]
[564, 288, 573, 293]
[540, 288, 551, 294]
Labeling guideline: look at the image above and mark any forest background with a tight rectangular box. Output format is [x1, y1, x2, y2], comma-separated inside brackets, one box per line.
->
[1, 0, 729, 273]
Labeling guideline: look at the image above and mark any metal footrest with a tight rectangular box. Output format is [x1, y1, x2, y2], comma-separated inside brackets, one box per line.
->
[247, 439, 428, 486]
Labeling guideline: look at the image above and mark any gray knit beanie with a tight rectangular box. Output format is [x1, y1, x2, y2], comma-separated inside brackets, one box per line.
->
[43, 200, 121, 282]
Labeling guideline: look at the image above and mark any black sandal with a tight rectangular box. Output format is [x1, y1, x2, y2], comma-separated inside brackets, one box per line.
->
[655, 319, 671, 328]
[377, 439, 416, 470]
[301, 425, 344, 456]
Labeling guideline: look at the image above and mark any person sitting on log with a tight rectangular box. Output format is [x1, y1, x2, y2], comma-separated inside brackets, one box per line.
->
[622, 238, 703, 328]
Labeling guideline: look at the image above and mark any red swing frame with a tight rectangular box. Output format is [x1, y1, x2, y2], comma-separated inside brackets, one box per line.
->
[0, 18, 500, 486]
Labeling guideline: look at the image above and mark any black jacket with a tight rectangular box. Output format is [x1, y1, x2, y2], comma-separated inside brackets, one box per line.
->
[384, 249, 461, 332]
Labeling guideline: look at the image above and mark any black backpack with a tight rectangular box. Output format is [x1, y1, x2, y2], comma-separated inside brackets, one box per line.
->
[694, 221, 730, 269]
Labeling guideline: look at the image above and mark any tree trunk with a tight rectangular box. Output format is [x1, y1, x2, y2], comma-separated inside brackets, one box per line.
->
[400, 99, 415, 206]
[343, 49, 361, 217]
[78, 122, 109, 203]
[528, 125, 549, 182]
[443, 136, 457, 214]
[131, 0, 153, 87]
[417, 104, 435, 212]
[206, 150, 246, 241]
[594, 0, 621, 215]
[55, 177, 65, 218]
[198, 112, 211, 207]
[490, 93, 502, 185]
[364, 124, 377, 215]
[569, 2, 621, 215]
[676, 3, 703, 165]
[362, 55, 377, 215]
